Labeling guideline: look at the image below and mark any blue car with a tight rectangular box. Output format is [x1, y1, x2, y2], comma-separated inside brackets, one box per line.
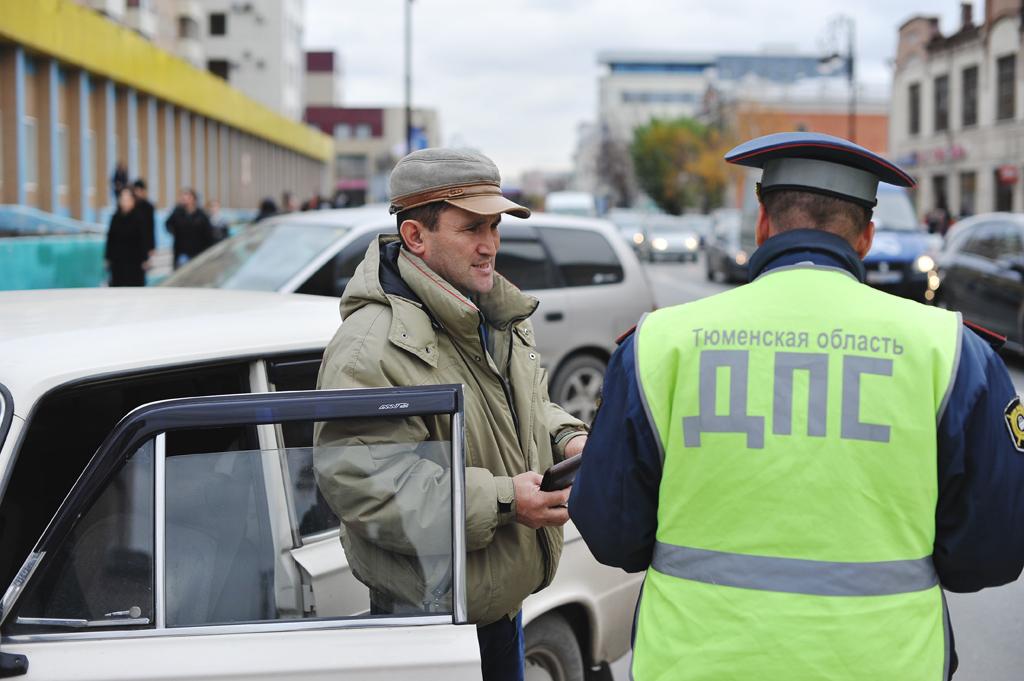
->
[863, 185, 943, 302]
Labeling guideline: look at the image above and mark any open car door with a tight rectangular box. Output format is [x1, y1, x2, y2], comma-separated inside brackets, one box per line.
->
[0, 386, 479, 681]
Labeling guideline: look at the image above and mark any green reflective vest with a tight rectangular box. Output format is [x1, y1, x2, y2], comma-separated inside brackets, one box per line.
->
[633, 264, 962, 681]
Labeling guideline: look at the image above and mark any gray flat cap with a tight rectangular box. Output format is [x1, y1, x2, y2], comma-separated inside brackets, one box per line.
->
[388, 148, 530, 218]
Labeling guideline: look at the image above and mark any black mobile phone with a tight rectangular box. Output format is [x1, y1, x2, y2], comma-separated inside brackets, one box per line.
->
[540, 454, 582, 492]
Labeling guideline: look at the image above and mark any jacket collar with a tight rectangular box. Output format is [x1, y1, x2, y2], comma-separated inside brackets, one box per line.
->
[748, 229, 866, 283]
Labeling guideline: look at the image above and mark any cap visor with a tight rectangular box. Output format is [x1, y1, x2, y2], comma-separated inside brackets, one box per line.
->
[446, 194, 531, 219]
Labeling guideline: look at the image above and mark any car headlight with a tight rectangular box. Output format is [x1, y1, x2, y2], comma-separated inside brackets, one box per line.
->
[632, 232, 645, 245]
[652, 238, 668, 251]
[914, 254, 936, 273]
[735, 250, 748, 266]
[684, 236, 699, 250]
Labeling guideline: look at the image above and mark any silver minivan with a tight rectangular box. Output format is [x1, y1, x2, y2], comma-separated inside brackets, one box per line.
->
[163, 207, 656, 423]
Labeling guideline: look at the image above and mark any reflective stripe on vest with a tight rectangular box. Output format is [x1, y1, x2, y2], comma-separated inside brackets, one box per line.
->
[652, 541, 938, 597]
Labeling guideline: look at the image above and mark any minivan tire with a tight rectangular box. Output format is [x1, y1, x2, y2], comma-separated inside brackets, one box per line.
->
[550, 355, 606, 424]
[524, 613, 585, 681]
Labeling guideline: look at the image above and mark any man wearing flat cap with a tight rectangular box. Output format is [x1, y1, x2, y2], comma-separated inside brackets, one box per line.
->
[314, 148, 588, 680]
[570, 132, 1024, 680]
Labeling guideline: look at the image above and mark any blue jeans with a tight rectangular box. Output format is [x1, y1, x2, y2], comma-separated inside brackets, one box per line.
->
[477, 611, 525, 681]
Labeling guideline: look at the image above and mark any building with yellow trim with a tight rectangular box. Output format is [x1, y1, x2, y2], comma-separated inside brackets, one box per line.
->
[0, 0, 332, 225]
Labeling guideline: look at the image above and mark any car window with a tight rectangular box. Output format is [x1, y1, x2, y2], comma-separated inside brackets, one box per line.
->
[0, 363, 251, 600]
[961, 224, 1002, 259]
[11, 442, 155, 632]
[267, 354, 340, 538]
[163, 221, 350, 291]
[873, 189, 920, 231]
[539, 227, 624, 287]
[4, 396, 459, 633]
[497, 238, 558, 290]
[296, 229, 392, 297]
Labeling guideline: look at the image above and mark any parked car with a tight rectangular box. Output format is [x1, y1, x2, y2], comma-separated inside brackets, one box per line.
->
[705, 208, 750, 283]
[934, 212, 1024, 351]
[0, 288, 642, 680]
[163, 208, 655, 423]
[862, 184, 943, 302]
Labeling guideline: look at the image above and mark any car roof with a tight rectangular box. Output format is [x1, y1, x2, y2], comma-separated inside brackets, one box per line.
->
[0, 288, 340, 415]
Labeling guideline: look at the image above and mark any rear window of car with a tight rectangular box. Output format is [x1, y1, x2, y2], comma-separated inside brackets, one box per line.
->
[496, 238, 558, 290]
[538, 227, 623, 287]
[163, 220, 350, 291]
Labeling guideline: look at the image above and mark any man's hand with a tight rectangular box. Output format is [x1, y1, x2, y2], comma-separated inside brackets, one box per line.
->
[564, 434, 587, 458]
[513, 471, 570, 529]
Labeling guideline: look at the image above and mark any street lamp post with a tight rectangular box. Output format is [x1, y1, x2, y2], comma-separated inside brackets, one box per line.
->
[404, 0, 413, 155]
[819, 15, 856, 143]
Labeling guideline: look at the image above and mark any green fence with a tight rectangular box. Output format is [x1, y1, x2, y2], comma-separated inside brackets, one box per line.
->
[0, 235, 107, 290]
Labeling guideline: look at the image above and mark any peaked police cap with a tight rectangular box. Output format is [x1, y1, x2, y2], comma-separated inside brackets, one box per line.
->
[724, 132, 915, 208]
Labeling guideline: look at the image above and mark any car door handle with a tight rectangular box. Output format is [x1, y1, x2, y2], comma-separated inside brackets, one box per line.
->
[545, 312, 564, 322]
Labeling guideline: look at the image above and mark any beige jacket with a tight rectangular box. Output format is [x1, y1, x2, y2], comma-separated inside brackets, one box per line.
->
[314, 236, 587, 625]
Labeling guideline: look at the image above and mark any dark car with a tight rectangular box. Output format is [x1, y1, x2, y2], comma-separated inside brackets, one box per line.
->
[705, 208, 751, 283]
[862, 185, 943, 302]
[935, 213, 1024, 351]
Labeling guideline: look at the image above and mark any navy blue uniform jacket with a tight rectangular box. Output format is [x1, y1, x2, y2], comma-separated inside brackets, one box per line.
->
[568, 230, 1024, 674]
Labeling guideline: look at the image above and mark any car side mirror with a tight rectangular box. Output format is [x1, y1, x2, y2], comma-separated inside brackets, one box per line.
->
[998, 256, 1024, 278]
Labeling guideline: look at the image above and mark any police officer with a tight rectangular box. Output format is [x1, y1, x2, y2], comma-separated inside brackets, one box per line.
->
[569, 132, 1024, 681]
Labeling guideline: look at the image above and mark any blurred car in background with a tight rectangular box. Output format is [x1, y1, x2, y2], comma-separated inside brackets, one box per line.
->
[163, 207, 655, 423]
[862, 184, 942, 302]
[705, 208, 749, 283]
[935, 213, 1024, 351]
[543, 191, 598, 217]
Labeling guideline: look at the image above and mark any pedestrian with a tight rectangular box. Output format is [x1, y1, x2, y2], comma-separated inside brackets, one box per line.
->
[110, 161, 128, 202]
[254, 197, 277, 223]
[314, 148, 589, 681]
[165, 188, 215, 269]
[206, 198, 229, 241]
[927, 196, 953, 237]
[104, 187, 149, 286]
[131, 179, 156, 260]
[569, 132, 1024, 681]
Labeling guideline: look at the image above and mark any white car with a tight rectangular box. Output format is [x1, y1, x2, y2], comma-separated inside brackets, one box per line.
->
[0, 289, 641, 680]
[162, 207, 656, 424]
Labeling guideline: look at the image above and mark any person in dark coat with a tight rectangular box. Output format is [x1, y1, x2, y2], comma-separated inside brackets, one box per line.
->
[255, 197, 278, 223]
[132, 179, 156, 258]
[104, 187, 149, 286]
[165, 188, 215, 269]
[110, 161, 128, 202]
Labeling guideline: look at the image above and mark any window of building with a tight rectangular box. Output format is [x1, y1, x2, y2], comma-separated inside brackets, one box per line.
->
[209, 13, 226, 36]
[354, 124, 372, 139]
[908, 83, 921, 136]
[334, 123, 351, 140]
[57, 124, 69, 192]
[931, 174, 948, 214]
[24, 116, 37, 189]
[207, 59, 230, 81]
[962, 65, 978, 128]
[997, 54, 1016, 121]
[335, 154, 368, 179]
[995, 169, 1015, 211]
[178, 16, 198, 40]
[959, 171, 976, 218]
[933, 75, 949, 132]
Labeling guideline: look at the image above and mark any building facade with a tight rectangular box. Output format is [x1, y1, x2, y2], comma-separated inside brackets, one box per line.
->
[304, 106, 441, 205]
[305, 51, 343, 108]
[598, 50, 839, 142]
[890, 2, 1024, 217]
[0, 0, 331, 226]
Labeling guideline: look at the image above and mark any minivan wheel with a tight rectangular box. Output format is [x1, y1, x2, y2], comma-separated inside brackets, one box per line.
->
[551, 355, 606, 424]
[524, 613, 585, 681]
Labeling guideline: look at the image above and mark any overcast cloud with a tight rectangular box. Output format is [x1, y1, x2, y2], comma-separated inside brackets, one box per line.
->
[305, 1, 974, 178]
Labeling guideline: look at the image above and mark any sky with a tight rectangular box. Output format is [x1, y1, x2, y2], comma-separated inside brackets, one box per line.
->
[305, 1, 976, 179]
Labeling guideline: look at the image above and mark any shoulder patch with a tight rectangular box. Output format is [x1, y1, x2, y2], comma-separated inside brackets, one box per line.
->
[1004, 396, 1024, 453]
[615, 324, 637, 346]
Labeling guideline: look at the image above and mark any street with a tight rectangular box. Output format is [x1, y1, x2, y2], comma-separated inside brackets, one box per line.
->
[609, 256, 1024, 681]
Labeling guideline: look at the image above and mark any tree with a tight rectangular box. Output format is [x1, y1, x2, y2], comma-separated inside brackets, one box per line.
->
[630, 117, 729, 214]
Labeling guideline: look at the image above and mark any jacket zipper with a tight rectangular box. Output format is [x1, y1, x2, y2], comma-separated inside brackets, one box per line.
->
[479, 322, 520, 435]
